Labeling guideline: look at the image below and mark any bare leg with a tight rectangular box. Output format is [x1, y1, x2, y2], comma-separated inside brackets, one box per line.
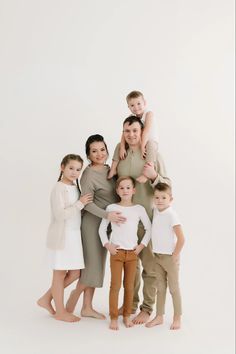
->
[37, 270, 80, 315]
[107, 160, 118, 179]
[51, 270, 80, 322]
[170, 315, 181, 330]
[123, 316, 134, 328]
[81, 287, 106, 319]
[66, 281, 87, 313]
[132, 311, 150, 325]
[109, 319, 119, 330]
[145, 315, 164, 328]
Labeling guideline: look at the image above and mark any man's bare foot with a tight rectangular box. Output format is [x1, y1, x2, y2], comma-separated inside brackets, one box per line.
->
[54, 311, 80, 322]
[37, 297, 55, 315]
[132, 311, 150, 325]
[123, 316, 134, 328]
[81, 308, 106, 319]
[170, 316, 181, 330]
[136, 175, 148, 184]
[145, 315, 164, 328]
[66, 289, 78, 313]
[109, 319, 119, 330]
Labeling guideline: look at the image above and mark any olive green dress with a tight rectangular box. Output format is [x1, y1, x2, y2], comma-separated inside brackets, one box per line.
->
[80, 165, 118, 287]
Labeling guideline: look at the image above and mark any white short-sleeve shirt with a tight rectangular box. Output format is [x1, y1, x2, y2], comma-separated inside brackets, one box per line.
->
[151, 206, 181, 254]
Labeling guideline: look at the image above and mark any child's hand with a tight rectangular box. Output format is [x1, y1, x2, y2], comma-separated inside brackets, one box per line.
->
[133, 244, 145, 255]
[119, 146, 127, 160]
[79, 193, 93, 206]
[105, 243, 120, 255]
[172, 253, 180, 264]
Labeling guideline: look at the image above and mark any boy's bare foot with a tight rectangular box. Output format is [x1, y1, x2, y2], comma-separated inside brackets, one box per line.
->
[81, 308, 106, 319]
[170, 316, 181, 330]
[54, 311, 80, 322]
[132, 311, 150, 324]
[145, 315, 164, 328]
[109, 319, 119, 330]
[66, 289, 78, 313]
[123, 316, 134, 328]
[37, 297, 55, 315]
[136, 175, 148, 184]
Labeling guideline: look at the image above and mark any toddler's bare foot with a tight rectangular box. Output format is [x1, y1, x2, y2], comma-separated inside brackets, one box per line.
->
[132, 311, 150, 325]
[170, 316, 181, 330]
[123, 316, 134, 328]
[54, 311, 80, 322]
[136, 175, 148, 184]
[37, 297, 55, 315]
[145, 315, 164, 328]
[66, 289, 78, 313]
[81, 308, 106, 320]
[109, 319, 119, 330]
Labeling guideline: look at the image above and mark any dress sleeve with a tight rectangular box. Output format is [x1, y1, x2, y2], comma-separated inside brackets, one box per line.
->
[139, 206, 152, 246]
[98, 206, 111, 246]
[80, 169, 108, 219]
[51, 184, 84, 221]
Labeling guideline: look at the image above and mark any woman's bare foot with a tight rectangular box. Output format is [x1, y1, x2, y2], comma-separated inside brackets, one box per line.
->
[81, 308, 106, 319]
[136, 175, 148, 184]
[37, 297, 55, 315]
[132, 311, 150, 325]
[170, 316, 181, 330]
[123, 316, 134, 328]
[66, 289, 78, 313]
[109, 319, 119, 330]
[54, 311, 80, 322]
[145, 315, 164, 328]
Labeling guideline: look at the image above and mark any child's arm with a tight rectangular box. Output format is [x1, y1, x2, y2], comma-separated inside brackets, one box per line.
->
[172, 225, 185, 261]
[141, 111, 154, 158]
[98, 212, 110, 246]
[134, 207, 152, 255]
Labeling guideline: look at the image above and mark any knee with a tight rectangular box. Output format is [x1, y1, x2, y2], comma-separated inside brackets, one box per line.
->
[71, 270, 81, 281]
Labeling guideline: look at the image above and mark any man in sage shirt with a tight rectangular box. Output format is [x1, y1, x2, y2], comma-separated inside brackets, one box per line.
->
[116, 115, 170, 324]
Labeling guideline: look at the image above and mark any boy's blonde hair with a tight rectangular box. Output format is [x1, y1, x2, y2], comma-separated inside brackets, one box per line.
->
[126, 90, 144, 103]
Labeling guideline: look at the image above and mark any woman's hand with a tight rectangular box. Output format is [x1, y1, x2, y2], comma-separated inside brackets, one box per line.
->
[79, 193, 93, 206]
[107, 211, 126, 224]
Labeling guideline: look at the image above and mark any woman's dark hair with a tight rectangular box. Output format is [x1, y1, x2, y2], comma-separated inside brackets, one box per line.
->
[57, 154, 83, 191]
[85, 134, 109, 158]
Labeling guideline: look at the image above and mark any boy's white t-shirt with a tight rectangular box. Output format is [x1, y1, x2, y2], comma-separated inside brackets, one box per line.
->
[99, 204, 151, 250]
[151, 206, 181, 255]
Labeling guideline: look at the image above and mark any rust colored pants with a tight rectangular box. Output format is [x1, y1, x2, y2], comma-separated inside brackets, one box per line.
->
[109, 250, 137, 319]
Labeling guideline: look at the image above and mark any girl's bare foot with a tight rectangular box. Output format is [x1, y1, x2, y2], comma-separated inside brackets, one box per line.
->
[132, 311, 150, 324]
[81, 308, 106, 319]
[123, 316, 134, 328]
[37, 297, 55, 315]
[145, 315, 164, 328]
[170, 316, 181, 330]
[54, 311, 80, 322]
[66, 289, 78, 313]
[109, 319, 119, 330]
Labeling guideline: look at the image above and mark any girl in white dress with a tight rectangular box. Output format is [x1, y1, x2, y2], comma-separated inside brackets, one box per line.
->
[37, 154, 92, 322]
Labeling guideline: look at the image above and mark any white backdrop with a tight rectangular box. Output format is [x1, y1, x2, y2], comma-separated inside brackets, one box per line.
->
[0, 1, 234, 354]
